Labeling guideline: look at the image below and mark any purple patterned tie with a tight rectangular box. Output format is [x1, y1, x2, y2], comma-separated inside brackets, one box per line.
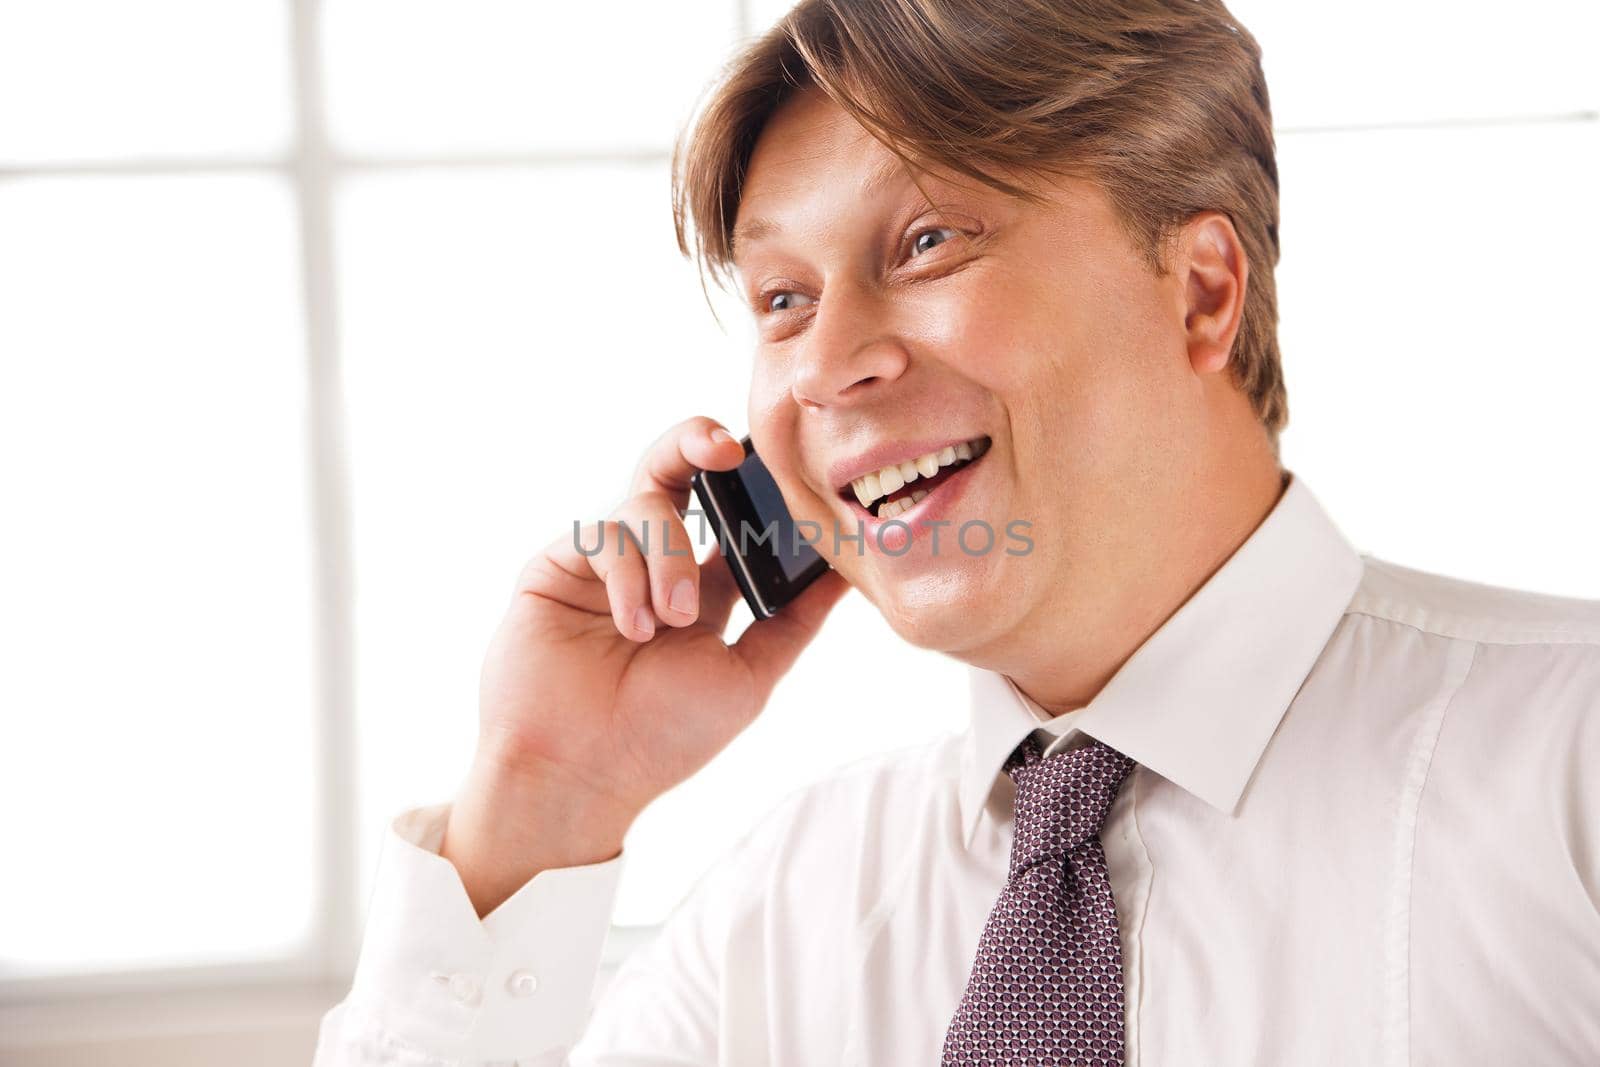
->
[942, 734, 1138, 1066]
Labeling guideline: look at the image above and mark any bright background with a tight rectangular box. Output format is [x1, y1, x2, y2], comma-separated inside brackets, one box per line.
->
[2, 0, 1596, 1061]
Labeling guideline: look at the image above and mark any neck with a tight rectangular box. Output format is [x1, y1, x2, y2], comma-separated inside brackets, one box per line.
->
[966, 444, 1288, 719]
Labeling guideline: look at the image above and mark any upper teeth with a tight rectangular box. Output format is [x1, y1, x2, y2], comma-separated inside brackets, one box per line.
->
[849, 436, 987, 512]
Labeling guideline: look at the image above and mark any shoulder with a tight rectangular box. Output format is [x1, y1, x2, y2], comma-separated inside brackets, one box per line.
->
[1343, 554, 1600, 774]
[1344, 559, 1600, 909]
[1340, 554, 1600, 742]
[1348, 554, 1600, 649]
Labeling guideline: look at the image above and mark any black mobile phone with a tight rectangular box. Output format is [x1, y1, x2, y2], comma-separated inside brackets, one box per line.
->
[690, 435, 830, 620]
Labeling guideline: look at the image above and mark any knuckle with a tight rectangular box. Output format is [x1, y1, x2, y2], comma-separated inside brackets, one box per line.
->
[615, 518, 647, 556]
[514, 553, 556, 593]
[636, 489, 673, 511]
[609, 499, 685, 560]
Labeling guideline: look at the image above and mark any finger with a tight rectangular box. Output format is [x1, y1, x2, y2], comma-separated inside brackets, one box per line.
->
[512, 523, 613, 618]
[674, 499, 744, 632]
[609, 492, 703, 629]
[694, 536, 743, 634]
[729, 567, 852, 704]
[583, 519, 657, 642]
[628, 416, 745, 511]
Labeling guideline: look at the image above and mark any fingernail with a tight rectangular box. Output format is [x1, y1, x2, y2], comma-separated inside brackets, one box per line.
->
[632, 606, 655, 637]
[670, 578, 698, 616]
[709, 427, 736, 445]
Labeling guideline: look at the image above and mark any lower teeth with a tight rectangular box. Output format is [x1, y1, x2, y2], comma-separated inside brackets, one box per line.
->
[877, 487, 934, 518]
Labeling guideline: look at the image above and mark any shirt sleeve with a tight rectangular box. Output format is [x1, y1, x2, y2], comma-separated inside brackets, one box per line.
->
[313, 802, 625, 1066]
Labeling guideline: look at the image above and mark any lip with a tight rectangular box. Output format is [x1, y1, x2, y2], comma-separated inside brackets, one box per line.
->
[826, 434, 991, 495]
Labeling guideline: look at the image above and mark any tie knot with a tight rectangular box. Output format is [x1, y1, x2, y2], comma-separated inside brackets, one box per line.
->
[1004, 735, 1135, 878]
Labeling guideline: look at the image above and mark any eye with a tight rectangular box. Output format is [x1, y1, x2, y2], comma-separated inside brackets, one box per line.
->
[765, 290, 815, 313]
[911, 226, 959, 256]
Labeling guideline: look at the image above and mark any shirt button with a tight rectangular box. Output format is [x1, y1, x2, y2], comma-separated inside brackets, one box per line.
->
[447, 972, 482, 1006]
[506, 969, 540, 997]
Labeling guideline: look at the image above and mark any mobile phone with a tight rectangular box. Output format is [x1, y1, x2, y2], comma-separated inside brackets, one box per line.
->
[690, 435, 830, 620]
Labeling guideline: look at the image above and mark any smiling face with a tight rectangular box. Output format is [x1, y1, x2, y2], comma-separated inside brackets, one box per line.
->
[733, 87, 1272, 669]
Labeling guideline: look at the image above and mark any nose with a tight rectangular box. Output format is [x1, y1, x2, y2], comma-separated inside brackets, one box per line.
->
[790, 284, 910, 411]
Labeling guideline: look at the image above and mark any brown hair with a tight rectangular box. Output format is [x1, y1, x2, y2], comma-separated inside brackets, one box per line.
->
[671, 0, 1287, 448]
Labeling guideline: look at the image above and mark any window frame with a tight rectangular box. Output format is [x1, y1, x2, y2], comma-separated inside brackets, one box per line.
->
[2, 0, 1596, 1011]
[0, 0, 761, 1006]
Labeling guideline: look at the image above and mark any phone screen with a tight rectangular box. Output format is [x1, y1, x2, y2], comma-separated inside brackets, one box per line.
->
[737, 451, 823, 581]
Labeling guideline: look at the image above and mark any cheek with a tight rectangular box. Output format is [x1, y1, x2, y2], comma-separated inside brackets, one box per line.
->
[906, 264, 1043, 396]
[1078, 276, 1187, 452]
[747, 358, 785, 434]
[745, 360, 823, 516]
[918, 262, 1100, 440]
[748, 366, 791, 464]
[973, 261, 1179, 491]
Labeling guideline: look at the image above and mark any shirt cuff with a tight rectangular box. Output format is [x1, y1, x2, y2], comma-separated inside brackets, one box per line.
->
[343, 801, 625, 1062]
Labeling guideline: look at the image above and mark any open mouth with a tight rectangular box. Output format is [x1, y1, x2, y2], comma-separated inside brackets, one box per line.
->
[839, 435, 992, 519]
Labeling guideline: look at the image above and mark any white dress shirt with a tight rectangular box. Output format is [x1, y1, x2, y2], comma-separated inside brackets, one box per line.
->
[315, 472, 1600, 1065]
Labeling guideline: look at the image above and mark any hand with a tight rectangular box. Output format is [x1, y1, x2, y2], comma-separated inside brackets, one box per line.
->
[442, 416, 851, 914]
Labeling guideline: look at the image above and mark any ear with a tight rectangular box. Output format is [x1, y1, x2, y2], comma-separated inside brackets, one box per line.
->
[1179, 212, 1249, 376]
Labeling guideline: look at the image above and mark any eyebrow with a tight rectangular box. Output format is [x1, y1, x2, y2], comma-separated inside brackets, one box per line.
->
[730, 153, 916, 261]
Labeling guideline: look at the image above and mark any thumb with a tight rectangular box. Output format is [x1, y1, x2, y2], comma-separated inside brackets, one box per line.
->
[730, 567, 852, 705]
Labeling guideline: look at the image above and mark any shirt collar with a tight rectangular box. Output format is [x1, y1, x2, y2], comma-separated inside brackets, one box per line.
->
[957, 471, 1365, 848]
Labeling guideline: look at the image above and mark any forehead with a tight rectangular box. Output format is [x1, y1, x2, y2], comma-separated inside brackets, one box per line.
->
[741, 89, 892, 199]
[729, 89, 1093, 266]
[732, 90, 968, 261]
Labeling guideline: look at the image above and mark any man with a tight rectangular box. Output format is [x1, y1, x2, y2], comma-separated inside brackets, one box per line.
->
[315, 0, 1600, 1063]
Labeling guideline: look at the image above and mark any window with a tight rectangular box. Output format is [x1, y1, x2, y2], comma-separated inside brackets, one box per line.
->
[1, 0, 1595, 1048]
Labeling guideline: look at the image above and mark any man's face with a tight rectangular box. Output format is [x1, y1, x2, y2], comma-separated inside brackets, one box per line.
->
[733, 89, 1214, 657]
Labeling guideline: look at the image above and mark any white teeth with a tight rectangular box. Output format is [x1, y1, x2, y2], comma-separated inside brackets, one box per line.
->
[846, 435, 989, 514]
[861, 470, 882, 503]
[881, 489, 931, 520]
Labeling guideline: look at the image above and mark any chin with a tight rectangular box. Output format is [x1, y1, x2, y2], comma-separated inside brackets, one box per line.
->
[873, 571, 1009, 654]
